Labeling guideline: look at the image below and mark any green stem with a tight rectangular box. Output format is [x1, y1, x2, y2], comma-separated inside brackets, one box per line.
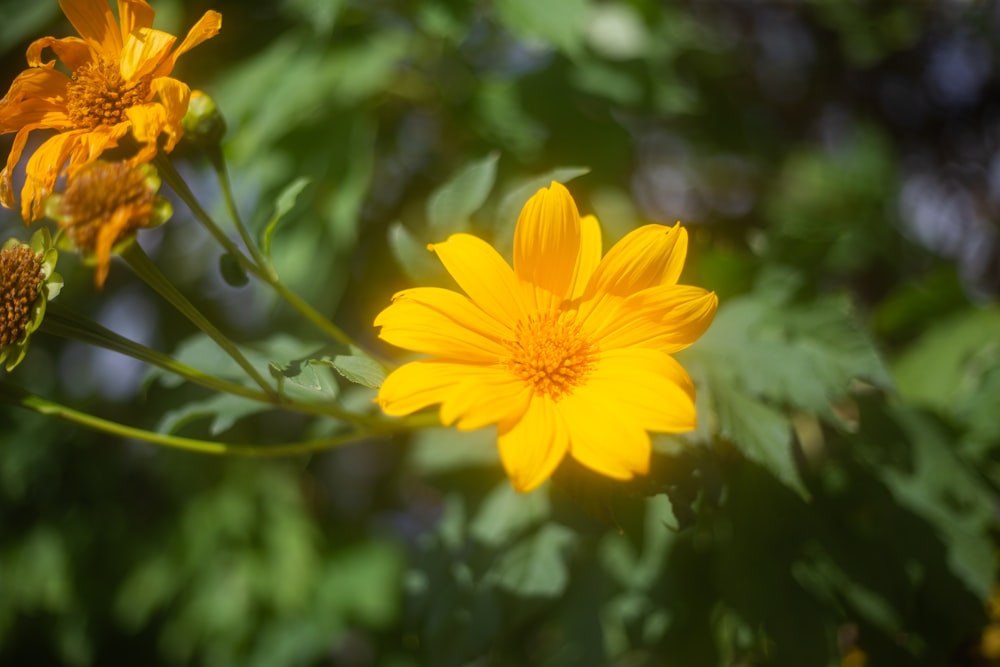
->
[42, 306, 260, 401]
[121, 242, 278, 400]
[0, 383, 401, 457]
[155, 154, 359, 349]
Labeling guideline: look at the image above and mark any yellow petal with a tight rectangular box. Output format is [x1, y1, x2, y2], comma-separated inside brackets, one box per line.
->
[59, 0, 122, 54]
[559, 385, 653, 479]
[120, 27, 175, 81]
[497, 396, 570, 492]
[591, 285, 718, 353]
[584, 348, 696, 433]
[586, 223, 688, 299]
[375, 287, 508, 362]
[154, 10, 222, 78]
[117, 0, 155, 41]
[440, 369, 532, 431]
[568, 214, 602, 300]
[378, 360, 481, 418]
[430, 233, 526, 327]
[513, 181, 582, 308]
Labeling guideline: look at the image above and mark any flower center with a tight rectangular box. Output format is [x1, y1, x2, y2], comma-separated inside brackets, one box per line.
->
[57, 161, 156, 251]
[66, 59, 151, 128]
[0, 245, 43, 347]
[504, 310, 596, 401]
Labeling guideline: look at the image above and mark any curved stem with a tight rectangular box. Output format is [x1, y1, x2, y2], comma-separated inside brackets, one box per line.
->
[40, 305, 377, 424]
[0, 383, 402, 457]
[153, 154, 267, 281]
[121, 242, 278, 400]
[208, 146, 275, 279]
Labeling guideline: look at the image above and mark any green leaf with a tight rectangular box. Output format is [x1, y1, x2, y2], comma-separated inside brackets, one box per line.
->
[323, 347, 386, 388]
[158, 393, 266, 435]
[488, 523, 576, 598]
[408, 427, 499, 474]
[268, 359, 341, 402]
[218, 251, 249, 287]
[683, 289, 891, 497]
[261, 178, 310, 260]
[891, 306, 1000, 415]
[388, 221, 447, 284]
[710, 380, 801, 498]
[469, 482, 551, 547]
[878, 406, 996, 600]
[427, 152, 499, 234]
[494, 0, 592, 57]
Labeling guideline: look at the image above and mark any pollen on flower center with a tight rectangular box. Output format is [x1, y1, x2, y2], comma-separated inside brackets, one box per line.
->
[503, 310, 596, 400]
[66, 59, 151, 128]
[0, 244, 43, 346]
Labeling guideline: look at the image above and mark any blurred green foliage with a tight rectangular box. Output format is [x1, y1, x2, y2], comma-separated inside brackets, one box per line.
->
[2, 0, 1000, 665]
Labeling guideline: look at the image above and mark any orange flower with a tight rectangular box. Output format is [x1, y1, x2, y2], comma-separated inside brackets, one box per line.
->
[47, 160, 170, 287]
[0, 0, 221, 222]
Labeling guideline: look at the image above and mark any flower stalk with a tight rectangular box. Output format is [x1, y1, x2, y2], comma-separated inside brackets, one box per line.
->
[120, 241, 278, 399]
[0, 382, 399, 457]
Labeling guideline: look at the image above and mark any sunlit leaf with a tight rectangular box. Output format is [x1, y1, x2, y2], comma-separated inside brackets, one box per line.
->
[488, 523, 576, 598]
[469, 482, 550, 547]
[158, 393, 265, 435]
[427, 152, 499, 234]
[261, 178, 311, 260]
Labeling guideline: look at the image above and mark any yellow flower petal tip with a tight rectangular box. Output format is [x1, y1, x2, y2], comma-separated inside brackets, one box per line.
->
[0, 0, 221, 222]
[375, 181, 717, 491]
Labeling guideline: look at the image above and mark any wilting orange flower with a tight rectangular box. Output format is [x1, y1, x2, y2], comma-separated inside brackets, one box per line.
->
[0, 0, 221, 222]
[47, 160, 169, 287]
[375, 182, 718, 492]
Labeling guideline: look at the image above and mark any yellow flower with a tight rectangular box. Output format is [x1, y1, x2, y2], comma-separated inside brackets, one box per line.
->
[46, 160, 171, 288]
[375, 182, 718, 492]
[0, 0, 221, 222]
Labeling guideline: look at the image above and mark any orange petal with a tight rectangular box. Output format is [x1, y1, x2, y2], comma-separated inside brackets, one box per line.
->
[0, 68, 71, 131]
[586, 223, 688, 298]
[117, 0, 155, 41]
[2, 123, 48, 212]
[513, 181, 582, 309]
[125, 101, 168, 146]
[92, 207, 132, 288]
[590, 285, 718, 353]
[150, 77, 189, 151]
[26, 35, 93, 70]
[375, 287, 508, 362]
[155, 10, 222, 78]
[22, 131, 82, 221]
[497, 396, 570, 492]
[59, 0, 122, 54]
[430, 233, 526, 327]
